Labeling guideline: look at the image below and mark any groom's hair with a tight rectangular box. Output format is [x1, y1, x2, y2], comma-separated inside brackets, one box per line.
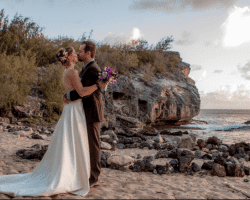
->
[82, 41, 96, 58]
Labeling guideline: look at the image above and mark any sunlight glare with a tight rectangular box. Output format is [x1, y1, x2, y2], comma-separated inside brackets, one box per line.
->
[222, 6, 250, 47]
[131, 27, 142, 40]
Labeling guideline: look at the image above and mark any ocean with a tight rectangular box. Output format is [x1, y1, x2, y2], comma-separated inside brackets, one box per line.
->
[180, 109, 250, 144]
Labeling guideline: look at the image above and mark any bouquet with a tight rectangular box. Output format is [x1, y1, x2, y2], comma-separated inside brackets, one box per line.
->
[98, 67, 118, 94]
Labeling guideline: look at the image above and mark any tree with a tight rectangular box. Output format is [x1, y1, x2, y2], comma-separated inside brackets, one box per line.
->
[155, 35, 174, 51]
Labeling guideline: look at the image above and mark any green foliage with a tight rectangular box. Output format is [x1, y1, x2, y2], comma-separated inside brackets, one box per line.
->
[38, 63, 65, 121]
[0, 52, 37, 114]
[155, 36, 174, 51]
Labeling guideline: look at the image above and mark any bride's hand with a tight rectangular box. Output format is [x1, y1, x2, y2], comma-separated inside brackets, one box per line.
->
[97, 79, 109, 88]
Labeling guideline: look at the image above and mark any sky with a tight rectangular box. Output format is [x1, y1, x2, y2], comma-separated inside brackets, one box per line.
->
[1, 0, 250, 109]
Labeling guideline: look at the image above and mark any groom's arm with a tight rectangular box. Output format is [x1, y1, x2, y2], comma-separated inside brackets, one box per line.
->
[65, 66, 100, 101]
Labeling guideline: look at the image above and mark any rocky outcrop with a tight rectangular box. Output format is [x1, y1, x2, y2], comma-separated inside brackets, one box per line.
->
[102, 54, 200, 127]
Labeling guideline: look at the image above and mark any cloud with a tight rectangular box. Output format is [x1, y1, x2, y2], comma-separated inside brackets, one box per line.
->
[175, 31, 193, 46]
[222, 6, 250, 47]
[213, 70, 223, 74]
[130, 0, 239, 13]
[200, 88, 250, 109]
[191, 64, 202, 71]
[238, 61, 250, 80]
[103, 27, 143, 46]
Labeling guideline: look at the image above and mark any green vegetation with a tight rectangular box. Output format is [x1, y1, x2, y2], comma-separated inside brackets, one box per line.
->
[0, 9, 181, 121]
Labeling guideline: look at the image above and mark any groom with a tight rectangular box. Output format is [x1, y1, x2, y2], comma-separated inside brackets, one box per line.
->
[62, 41, 107, 187]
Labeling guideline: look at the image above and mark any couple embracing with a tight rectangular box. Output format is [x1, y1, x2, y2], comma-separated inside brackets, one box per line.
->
[0, 41, 110, 197]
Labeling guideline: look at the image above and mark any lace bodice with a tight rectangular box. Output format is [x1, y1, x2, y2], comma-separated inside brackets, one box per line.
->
[62, 68, 81, 93]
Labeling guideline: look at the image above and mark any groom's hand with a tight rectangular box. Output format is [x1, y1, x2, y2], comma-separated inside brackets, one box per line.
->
[62, 94, 71, 104]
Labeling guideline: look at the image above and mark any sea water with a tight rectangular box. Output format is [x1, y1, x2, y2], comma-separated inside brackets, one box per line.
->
[180, 109, 250, 144]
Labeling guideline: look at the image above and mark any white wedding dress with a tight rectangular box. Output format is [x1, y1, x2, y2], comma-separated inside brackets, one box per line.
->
[0, 99, 90, 197]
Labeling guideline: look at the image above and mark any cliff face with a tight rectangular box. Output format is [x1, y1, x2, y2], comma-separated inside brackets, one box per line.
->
[103, 51, 200, 128]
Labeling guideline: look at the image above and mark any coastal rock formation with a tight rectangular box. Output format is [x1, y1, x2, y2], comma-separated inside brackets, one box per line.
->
[103, 55, 200, 126]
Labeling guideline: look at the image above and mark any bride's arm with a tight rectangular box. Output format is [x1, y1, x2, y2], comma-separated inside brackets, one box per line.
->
[68, 69, 99, 97]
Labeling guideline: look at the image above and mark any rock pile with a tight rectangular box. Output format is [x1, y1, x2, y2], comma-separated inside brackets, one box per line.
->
[11, 124, 250, 177]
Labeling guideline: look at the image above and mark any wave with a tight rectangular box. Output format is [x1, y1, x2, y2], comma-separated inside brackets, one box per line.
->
[181, 123, 250, 131]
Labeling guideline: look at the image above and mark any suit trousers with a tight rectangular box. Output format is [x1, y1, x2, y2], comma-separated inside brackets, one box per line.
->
[86, 119, 101, 184]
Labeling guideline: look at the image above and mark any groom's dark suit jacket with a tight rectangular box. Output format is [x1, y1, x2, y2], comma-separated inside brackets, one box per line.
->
[68, 61, 103, 122]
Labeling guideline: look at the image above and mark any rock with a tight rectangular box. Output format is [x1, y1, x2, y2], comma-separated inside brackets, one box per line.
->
[189, 133, 197, 143]
[101, 141, 112, 150]
[168, 148, 182, 159]
[132, 159, 154, 172]
[143, 128, 159, 136]
[116, 115, 144, 129]
[16, 145, 48, 160]
[193, 146, 200, 151]
[212, 152, 220, 159]
[235, 142, 250, 152]
[214, 154, 227, 166]
[107, 155, 134, 167]
[118, 137, 141, 144]
[160, 130, 186, 136]
[161, 141, 177, 151]
[14, 131, 31, 137]
[244, 166, 250, 175]
[211, 163, 226, 177]
[101, 151, 111, 168]
[197, 139, 207, 148]
[225, 158, 245, 177]
[191, 162, 201, 172]
[117, 143, 126, 149]
[108, 164, 127, 171]
[126, 143, 139, 148]
[194, 150, 205, 159]
[155, 164, 174, 175]
[204, 144, 213, 150]
[100, 134, 110, 142]
[202, 154, 212, 160]
[177, 150, 194, 173]
[201, 161, 214, 170]
[206, 136, 220, 145]
[169, 159, 179, 169]
[222, 152, 229, 159]
[152, 134, 164, 143]
[178, 135, 194, 149]
[228, 144, 236, 156]
[202, 148, 209, 153]
[103, 130, 118, 143]
[12, 96, 45, 118]
[31, 133, 46, 140]
[218, 145, 228, 153]
[155, 150, 169, 159]
[0, 193, 10, 199]
[0, 125, 3, 132]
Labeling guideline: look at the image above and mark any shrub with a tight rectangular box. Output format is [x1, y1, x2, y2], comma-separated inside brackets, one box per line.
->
[38, 63, 65, 121]
[0, 52, 37, 116]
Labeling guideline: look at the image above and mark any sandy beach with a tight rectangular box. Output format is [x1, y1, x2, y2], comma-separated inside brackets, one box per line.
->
[0, 127, 250, 200]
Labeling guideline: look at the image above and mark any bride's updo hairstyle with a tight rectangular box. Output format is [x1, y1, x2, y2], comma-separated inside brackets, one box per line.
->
[56, 47, 75, 65]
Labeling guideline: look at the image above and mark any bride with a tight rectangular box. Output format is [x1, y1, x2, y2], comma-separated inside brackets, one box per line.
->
[0, 47, 108, 198]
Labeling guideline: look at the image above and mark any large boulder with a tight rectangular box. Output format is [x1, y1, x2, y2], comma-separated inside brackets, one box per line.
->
[177, 150, 194, 172]
[178, 135, 195, 149]
[103, 58, 200, 126]
[107, 155, 134, 167]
